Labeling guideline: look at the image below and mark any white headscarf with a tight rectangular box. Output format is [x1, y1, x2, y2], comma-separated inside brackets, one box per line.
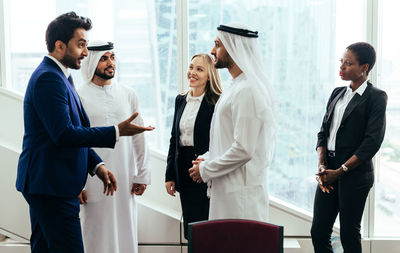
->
[217, 23, 277, 163]
[80, 40, 114, 84]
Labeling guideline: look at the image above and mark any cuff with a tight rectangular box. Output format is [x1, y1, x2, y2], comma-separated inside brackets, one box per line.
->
[133, 174, 151, 185]
[199, 162, 210, 183]
[114, 125, 120, 142]
[92, 162, 105, 175]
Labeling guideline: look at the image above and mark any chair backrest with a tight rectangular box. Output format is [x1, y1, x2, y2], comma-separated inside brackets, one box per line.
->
[188, 219, 283, 253]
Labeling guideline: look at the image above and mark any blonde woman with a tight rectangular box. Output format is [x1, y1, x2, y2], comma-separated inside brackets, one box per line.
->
[165, 54, 222, 239]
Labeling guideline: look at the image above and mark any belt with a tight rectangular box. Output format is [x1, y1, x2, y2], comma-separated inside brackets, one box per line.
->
[327, 150, 335, 158]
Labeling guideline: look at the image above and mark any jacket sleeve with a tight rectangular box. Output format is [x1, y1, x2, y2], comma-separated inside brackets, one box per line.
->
[354, 90, 388, 161]
[87, 148, 103, 176]
[199, 87, 262, 182]
[316, 87, 341, 148]
[32, 72, 116, 148]
[165, 95, 181, 182]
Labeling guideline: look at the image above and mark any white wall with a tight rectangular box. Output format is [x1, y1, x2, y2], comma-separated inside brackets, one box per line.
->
[0, 144, 30, 240]
[0, 88, 29, 240]
[0, 89, 23, 151]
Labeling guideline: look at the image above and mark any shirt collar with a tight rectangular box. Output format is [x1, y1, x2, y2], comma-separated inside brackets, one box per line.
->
[46, 55, 69, 78]
[347, 79, 368, 96]
[186, 91, 205, 102]
[88, 81, 114, 91]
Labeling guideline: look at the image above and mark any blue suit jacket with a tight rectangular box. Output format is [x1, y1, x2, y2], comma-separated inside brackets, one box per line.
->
[16, 57, 116, 197]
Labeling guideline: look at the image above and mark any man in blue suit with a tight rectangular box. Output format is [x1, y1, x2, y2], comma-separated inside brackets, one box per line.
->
[16, 12, 154, 253]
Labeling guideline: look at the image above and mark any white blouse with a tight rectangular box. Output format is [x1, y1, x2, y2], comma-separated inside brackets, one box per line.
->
[327, 80, 368, 151]
[179, 92, 205, 146]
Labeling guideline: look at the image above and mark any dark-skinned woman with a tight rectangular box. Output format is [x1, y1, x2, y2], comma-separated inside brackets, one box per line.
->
[311, 42, 387, 253]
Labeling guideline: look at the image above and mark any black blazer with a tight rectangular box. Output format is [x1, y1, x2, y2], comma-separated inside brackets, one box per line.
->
[317, 81, 387, 171]
[165, 94, 215, 190]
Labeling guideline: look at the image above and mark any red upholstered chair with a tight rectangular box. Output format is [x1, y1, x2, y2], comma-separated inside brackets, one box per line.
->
[188, 219, 283, 253]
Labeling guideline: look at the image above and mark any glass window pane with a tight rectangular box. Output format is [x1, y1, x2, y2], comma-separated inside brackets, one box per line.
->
[7, 0, 177, 152]
[188, 0, 364, 212]
[374, 0, 400, 237]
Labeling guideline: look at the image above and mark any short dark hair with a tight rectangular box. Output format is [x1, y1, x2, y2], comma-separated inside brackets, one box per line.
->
[45, 11, 92, 52]
[346, 42, 376, 75]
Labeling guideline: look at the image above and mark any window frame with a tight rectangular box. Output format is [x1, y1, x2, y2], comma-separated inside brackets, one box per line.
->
[0, 0, 12, 91]
[364, 0, 379, 238]
[0, 0, 396, 239]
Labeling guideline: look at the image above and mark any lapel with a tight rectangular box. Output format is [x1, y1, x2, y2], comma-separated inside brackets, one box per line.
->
[340, 82, 371, 125]
[63, 75, 90, 126]
[175, 95, 187, 141]
[193, 97, 210, 135]
[326, 87, 346, 122]
[193, 98, 211, 145]
[43, 57, 89, 126]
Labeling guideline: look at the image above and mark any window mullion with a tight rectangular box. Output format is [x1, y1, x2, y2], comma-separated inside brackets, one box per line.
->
[364, 0, 379, 239]
[176, 0, 188, 93]
[0, 0, 11, 89]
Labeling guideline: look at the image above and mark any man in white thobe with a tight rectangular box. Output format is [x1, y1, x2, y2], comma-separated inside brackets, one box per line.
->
[189, 24, 276, 222]
[77, 41, 150, 253]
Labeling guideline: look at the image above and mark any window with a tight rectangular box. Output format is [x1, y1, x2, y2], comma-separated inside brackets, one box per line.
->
[5, 0, 177, 152]
[374, 0, 400, 237]
[2, 0, 399, 237]
[188, 0, 364, 213]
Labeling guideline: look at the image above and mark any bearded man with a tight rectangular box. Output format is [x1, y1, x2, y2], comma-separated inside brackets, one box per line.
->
[78, 41, 150, 253]
[189, 24, 276, 222]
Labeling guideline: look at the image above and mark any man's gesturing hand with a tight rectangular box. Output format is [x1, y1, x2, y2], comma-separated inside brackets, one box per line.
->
[118, 112, 155, 136]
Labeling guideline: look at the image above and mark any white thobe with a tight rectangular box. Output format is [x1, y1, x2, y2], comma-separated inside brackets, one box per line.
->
[78, 82, 150, 253]
[199, 73, 270, 222]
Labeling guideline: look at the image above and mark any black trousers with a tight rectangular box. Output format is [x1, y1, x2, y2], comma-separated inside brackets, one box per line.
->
[178, 146, 209, 240]
[311, 156, 373, 253]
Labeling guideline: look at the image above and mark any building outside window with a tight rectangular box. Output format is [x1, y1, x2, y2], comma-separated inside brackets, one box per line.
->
[2, 0, 399, 237]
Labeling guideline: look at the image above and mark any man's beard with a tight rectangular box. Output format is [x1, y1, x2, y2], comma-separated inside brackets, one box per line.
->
[95, 67, 114, 80]
[214, 54, 233, 69]
[61, 53, 81, 69]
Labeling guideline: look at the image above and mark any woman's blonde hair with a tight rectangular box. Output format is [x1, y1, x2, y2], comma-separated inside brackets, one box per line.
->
[189, 54, 222, 105]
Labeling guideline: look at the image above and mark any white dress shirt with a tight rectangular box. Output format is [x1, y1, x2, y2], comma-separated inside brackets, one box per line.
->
[327, 80, 368, 151]
[179, 92, 205, 146]
[46, 55, 69, 78]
